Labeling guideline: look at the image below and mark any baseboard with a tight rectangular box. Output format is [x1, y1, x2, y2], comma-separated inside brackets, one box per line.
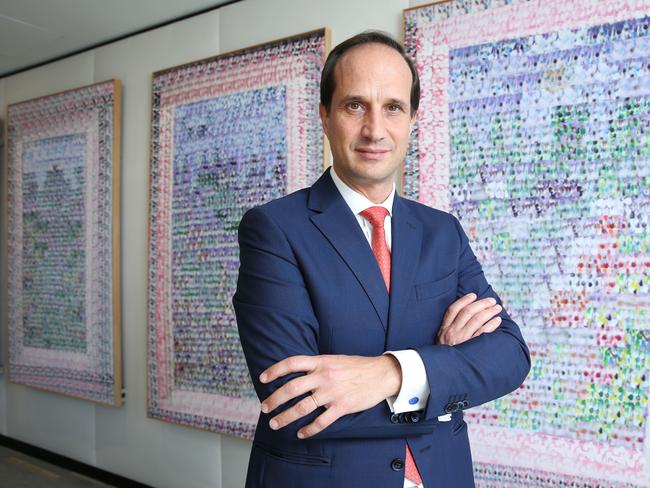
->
[0, 434, 154, 487]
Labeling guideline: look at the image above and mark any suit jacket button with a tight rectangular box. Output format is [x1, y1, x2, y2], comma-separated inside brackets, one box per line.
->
[409, 412, 421, 423]
[461, 400, 469, 409]
[390, 413, 400, 424]
[398, 413, 407, 423]
[444, 403, 456, 414]
[391, 458, 404, 471]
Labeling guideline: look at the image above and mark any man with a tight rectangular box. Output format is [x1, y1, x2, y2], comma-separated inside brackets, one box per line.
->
[234, 31, 530, 488]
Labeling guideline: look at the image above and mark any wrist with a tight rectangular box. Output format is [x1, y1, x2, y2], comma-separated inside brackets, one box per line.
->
[380, 354, 402, 398]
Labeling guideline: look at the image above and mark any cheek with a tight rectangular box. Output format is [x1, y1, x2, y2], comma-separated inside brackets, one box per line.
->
[332, 119, 360, 140]
[394, 128, 412, 149]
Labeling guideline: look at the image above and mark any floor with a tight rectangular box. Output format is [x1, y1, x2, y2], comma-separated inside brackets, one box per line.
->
[0, 445, 113, 488]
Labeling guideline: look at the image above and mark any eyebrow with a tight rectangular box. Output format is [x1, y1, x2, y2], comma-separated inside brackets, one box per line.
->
[340, 95, 409, 107]
[386, 98, 408, 107]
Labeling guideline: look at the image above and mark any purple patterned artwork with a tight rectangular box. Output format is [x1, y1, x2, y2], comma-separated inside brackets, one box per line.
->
[147, 30, 327, 438]
[7, 80, 122, 406]
[405, 0, 650, 485]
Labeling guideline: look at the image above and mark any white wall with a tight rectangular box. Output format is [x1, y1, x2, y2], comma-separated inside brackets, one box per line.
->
[0, 76, 6, 436]
[0, 0, 418, 486]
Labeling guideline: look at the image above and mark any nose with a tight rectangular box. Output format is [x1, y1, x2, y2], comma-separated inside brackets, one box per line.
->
[360, 108, 387, 142]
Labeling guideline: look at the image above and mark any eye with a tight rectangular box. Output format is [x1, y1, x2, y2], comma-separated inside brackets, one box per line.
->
[387, 104, 403, 113]
[347, 101, 361, 110]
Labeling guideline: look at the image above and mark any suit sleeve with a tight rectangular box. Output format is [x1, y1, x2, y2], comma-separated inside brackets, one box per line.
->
[415, 216, 531, 421]
[234, 206, 437, 440]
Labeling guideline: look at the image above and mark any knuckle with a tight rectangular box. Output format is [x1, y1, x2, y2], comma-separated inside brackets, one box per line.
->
[296, 400, 310, 415]
[323, 367, 336, 382]
[456, 310, 470, 323]
[285, 381, 298, 396]
[474, 315, 491, 327]
[286, 357, 298, 370]
[466, 316, 481, 328]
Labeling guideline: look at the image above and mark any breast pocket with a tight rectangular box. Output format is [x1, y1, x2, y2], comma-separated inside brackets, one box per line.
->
[416, 271, 457, 301]
[412, 271, 457, 325]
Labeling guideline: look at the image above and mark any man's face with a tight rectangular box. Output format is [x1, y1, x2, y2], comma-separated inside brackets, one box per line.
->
[320, 43, 415, 197]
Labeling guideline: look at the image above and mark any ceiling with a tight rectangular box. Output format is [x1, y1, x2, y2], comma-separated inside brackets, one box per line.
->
[0, 0, 238, 77]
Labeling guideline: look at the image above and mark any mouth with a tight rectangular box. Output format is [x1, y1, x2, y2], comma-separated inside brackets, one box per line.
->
[355, 147, 391, 160]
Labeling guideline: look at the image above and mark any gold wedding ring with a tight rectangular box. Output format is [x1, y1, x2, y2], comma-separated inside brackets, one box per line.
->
[309, 394, 319, 408]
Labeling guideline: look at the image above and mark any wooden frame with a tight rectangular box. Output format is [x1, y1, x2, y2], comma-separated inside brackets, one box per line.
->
[5, 80, 122, 406]
[147, 28, 329, 438]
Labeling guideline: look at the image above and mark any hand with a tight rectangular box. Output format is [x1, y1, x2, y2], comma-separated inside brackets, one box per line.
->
[259, 354, 401, 439]
[436, 293, 502, 346]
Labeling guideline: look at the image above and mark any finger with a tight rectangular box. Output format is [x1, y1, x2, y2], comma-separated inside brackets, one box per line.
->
[269, 395, 320, 430]
[441, 293, 477, 329]
[297, 406, 340, 439]
[451, 297, 498, 330]
[458, 304, 502, 338]
[260, 355, 317, 383]
[261, 374, 317, 413]
[471, 316, 502, 338]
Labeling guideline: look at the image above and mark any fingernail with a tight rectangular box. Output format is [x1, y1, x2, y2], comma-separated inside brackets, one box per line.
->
[259, 373, 267, 383]
[270, 419, 278, 430]
[261, 403, 269, 413]
[297, 432, 305, 439]
[488, 298, 496, 304]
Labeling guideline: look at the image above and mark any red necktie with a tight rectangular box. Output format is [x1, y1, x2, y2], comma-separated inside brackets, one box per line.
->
[359, 206, 423, 486]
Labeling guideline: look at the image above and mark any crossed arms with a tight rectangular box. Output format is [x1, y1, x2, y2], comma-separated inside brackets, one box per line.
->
[234, 206, 531, 440]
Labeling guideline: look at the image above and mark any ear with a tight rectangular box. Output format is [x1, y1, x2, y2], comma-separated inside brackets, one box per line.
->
[409, 110, 417, 132]
[319, 104, 330, 134]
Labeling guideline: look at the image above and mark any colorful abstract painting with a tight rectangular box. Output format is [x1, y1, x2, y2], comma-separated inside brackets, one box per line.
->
[6, 80, 122, 405]
[405, 0, 650, 485]
[147, 29, 328, 438]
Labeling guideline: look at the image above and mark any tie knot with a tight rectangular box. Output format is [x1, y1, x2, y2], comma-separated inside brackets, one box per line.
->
[360, 206, 389, 228]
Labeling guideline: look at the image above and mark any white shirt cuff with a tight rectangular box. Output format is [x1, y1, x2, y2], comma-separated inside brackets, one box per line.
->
[384, 349, 430, 413]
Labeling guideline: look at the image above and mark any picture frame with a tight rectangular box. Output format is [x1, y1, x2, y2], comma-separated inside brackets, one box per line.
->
[5, 80, 122, 406]
[147, 28, 330, 438]
[404, 1, 650, 484]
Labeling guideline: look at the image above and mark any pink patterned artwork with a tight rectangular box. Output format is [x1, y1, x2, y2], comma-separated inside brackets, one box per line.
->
[6, 80, 122, 406]
[405, 0, 650, 485]
[147, 29, 328, 438]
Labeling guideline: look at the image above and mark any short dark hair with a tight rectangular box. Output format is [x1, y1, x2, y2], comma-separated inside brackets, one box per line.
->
[320, 30, 420, 115]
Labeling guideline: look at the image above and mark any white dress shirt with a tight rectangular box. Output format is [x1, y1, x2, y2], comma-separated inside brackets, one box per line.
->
[329, 167, 430, 415]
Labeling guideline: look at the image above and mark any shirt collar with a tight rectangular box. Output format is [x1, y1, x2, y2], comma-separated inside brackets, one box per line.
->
[330, 166, 395, 217]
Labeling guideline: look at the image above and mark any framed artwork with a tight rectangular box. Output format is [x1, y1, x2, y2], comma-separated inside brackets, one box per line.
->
[6, 80, 122, 406]
[404, 0, 650, 485]
[147, 28, 329, 438]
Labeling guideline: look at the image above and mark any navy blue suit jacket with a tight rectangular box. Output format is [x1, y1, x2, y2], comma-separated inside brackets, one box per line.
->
[234, 169, 530, 487]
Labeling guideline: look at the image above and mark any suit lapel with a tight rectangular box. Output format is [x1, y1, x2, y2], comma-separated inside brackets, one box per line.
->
[308, 170, 389, 331]
[387, 195, 423, 341]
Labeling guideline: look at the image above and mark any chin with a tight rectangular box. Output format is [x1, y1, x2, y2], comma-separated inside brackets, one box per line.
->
[353, 171, 395, 186]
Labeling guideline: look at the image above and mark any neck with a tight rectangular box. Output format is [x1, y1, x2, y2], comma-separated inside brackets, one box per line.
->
[332, 168, 394, 204]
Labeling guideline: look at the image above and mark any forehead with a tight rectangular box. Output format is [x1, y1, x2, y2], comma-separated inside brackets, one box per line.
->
[333, 43, 412, 98]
